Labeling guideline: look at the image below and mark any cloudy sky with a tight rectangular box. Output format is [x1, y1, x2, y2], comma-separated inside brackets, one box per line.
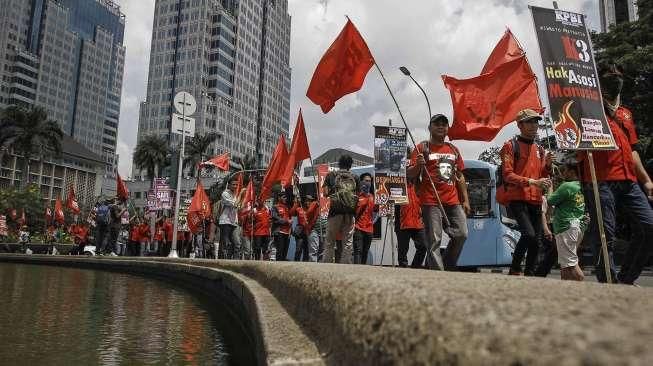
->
[116, 0, 599, 177]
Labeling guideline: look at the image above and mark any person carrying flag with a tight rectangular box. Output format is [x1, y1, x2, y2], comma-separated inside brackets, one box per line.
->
[407, 114, 470, 271]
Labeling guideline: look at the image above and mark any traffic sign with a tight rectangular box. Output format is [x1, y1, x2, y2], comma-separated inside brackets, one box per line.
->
[173, 91, 196, 116]
[171, 114, 195, 137]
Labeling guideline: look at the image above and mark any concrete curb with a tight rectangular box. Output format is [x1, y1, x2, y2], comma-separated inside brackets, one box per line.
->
[0, 255, 323, 366]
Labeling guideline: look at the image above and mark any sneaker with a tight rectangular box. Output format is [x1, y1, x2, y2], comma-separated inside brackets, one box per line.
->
[109, 252, 117, 257]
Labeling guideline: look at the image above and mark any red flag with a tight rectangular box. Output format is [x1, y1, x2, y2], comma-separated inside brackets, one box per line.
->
[259, 135, 288, 201]
[66, 186, 81, 214]
[443, 29, 542, 141]
[481, 29, 523, 74]
[187, 180, 211, 234]
[306, 20, 375, 113]
[443, 56, 542, 141]
[200, 152, 230, 171]
[45, 206, 52, 222]
[241, 180, 255, 211]
[9, 208, 16, 221]
[117, 174, 129, 201]
[281, 110, 311, 186]
[234, 171, 244, 197]
[54, 197, 65, 224]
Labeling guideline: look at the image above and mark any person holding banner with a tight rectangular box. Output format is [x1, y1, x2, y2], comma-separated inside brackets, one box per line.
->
[499, 109, 553, 276]
[578, 63, 653, 284]
[407, 114, 469, 271]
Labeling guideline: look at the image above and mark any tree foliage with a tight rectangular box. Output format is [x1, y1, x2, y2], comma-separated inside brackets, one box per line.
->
[478, 146, 501, 166]
[0, 184, 46, 235]
[183, 132, 221, 177]
[133, 134, 169, 180]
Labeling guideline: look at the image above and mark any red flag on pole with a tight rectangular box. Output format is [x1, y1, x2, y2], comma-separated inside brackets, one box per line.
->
[281, 110, 311, 186]
[443, 50, 542, 141]
[200, 152, 230, 171]
[306, 19, 375, 113]
[117, 174, 129, 201]
[234, 171, 244, 197]
[187, 180, 211, 234]
[241, 180, 255, 211]
[259, 135, 288, 201]
[54, 197, 65, 224]
[66, 186, 81, 214]
[481, 29, 524, 74]
[45, 206, 52, 223]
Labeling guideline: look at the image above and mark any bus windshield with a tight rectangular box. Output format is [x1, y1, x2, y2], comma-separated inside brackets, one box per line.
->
[463, 168, 492, 218]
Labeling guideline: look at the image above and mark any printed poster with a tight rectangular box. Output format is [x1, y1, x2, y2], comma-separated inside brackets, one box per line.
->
[373, 126, 408, 205]
[530, 6, 615, 150]
[316, 164, 330, 219]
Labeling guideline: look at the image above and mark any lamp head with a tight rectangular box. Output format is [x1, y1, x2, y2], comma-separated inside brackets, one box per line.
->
[399, 66, 411, 76]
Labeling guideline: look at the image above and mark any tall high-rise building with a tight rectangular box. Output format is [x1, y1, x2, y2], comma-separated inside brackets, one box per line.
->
[135, 0, 291, 178]
[599, 0, 639, 32]
[0, 0, 126, 177]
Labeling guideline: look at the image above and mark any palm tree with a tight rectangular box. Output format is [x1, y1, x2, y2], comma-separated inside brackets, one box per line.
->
[133, 134, 168, 180]
[183, 132, 221, 177]
[0, 106, 63, 190]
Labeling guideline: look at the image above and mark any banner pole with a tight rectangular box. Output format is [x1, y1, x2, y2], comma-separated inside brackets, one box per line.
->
[587, 152, 612, 284]
[372, 62, 450, 226]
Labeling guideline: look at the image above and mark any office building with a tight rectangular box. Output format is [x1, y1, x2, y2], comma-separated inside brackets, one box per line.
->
[599, 0, 638, 32]
[134, 0, 291, 179]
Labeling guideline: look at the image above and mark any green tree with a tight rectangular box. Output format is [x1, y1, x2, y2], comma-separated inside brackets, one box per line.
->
[0, 106, 63, 190]
[133, 134, 169, 180]
[478, 146, 501, 165]
[183, 132, 221, 177]
[0, 184, 46, 236]
[592, 0, 653, 161]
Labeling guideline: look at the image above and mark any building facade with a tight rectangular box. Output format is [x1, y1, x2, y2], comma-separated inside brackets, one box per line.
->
[0, 0, 126, 177]
[599, 0, 638, 32]
[135, 0, 291, 179]
[0, 135, 105, 209]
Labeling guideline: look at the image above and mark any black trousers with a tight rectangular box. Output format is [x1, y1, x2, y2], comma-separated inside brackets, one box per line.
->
[397, 228, 428, 268]
[252, 236, 269, 260]
[274, 233, 290, 261]
[353, 229, 373, 264]
[509, 201, 542, 275]
[219, 224, 238, 259]
[294, 233, 310, 261]
[535, 224, 557, 277]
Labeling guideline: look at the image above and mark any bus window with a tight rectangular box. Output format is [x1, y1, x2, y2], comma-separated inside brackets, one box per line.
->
[463, 168, 492, 218]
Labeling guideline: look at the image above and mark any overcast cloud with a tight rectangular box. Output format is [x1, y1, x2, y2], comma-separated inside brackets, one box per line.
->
[117, 0, 599, 177]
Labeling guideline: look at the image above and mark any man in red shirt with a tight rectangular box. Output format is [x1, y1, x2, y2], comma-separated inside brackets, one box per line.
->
[353, 173, 376, 264]
[499, 109, 552, 276]
[579, 63, 653, 284]
[395, 182, 428, 268]
[252, 200, 271, 260]
[271, 191, 291, 261]
[407, 114, 470, 271]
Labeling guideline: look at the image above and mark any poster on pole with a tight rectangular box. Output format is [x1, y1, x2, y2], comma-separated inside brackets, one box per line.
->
[316, 164, 330, 219]
[530, 6, 615, 150]
[177, 197, 191, 231]
[0, 215, 7, 236]
[373, 126, 408, 205]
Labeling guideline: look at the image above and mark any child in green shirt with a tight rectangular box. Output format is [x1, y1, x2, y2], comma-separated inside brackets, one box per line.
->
[547, 161, 586, 281]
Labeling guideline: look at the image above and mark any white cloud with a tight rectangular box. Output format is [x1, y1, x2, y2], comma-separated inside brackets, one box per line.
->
[119, 0, 600, 175]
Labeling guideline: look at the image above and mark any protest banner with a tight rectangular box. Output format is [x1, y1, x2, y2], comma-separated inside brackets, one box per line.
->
[530, 6, 615, 150]
[316, 164, 330, 219]
[373, 126, 408, 205]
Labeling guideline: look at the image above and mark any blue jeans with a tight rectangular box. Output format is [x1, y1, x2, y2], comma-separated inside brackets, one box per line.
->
[583, 181, 653, 283]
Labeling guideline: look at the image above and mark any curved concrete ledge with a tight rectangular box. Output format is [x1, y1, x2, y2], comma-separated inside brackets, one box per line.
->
[3, 255, 653, 365]
[0, 255, 322, 366]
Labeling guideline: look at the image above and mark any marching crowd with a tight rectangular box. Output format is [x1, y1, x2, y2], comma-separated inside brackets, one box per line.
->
[11, 63, 652, 285]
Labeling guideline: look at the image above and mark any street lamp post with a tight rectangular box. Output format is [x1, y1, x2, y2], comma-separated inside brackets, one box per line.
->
[399, 66, 432, 120]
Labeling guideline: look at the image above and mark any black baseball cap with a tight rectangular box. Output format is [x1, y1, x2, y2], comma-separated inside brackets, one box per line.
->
[429, 114, 449, 126]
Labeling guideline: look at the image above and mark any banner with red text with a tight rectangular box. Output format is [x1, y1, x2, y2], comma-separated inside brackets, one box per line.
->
[374, 126, 408, 206]
[530, 6, 615, 150]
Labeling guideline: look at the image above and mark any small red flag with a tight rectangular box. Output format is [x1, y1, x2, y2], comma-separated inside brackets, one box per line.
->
[481, 29, 524, 74]
[54, 197, 65, 224]
[45, 206, 52, 222]
[66, 186, 81, 214]
[306, 20, 375, 113]
[117, 174, 129, 201]
[200, 152, 230, 171]
[241, 180, 255, 211]
[281, 110, 311, 186]
[187, 180, 211, 234]
[259, 135, 288, 201]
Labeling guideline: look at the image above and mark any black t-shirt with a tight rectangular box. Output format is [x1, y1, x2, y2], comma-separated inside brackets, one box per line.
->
[109, 204, 123, 227]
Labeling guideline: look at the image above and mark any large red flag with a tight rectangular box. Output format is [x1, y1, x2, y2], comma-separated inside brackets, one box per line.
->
[281, 110, 311, 186]
[116, 174, 129, 201]
[481, 29, 523, 74]
[200, 152, 230, 171]
[443, 62, 541, 141]
[187, 180, 211, 234]
[66, 186, 81, 214]
[259, 135, 288, 201]
[241, 180, 255, 211]
[54, 197, 65, 224]
[306, 20, 375, 113]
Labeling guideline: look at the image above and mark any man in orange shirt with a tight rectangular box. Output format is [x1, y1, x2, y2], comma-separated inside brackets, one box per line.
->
[500, 109, 553, 276]
[579, 63, 653, 284]
[353, 173, 376, 264]
[407, 114, 470, 271]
